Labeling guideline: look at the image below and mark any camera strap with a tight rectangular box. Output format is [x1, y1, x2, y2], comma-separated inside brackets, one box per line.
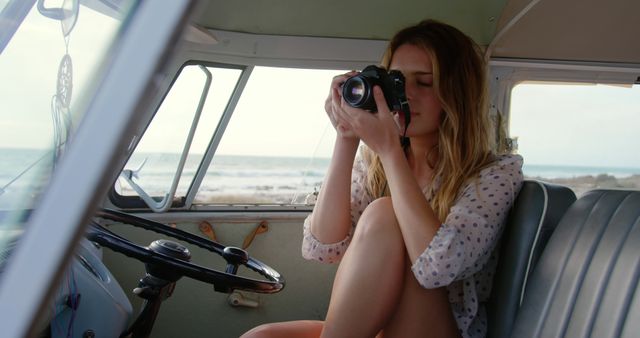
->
[400, 107, 411, 151]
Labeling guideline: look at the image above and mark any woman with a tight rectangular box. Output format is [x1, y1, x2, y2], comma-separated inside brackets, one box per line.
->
[242, 19, 523, 338]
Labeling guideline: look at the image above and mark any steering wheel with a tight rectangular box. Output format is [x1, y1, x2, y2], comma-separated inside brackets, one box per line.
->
[87, 208, 285, 294]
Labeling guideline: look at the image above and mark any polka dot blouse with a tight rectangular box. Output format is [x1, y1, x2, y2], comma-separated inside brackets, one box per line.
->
[302, 152, 524, 338]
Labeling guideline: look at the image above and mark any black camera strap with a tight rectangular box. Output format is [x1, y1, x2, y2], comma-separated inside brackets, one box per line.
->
[400, 106, 411, 151]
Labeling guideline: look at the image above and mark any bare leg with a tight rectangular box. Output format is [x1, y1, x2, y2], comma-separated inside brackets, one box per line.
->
[242, 197, 460, 338]
[321, 197, 406, 338]
[239, 320, 323, 338]
[380, 262, 460, 338]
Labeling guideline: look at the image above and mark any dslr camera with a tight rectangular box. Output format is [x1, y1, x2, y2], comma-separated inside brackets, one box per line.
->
[342, 65, 409, 114]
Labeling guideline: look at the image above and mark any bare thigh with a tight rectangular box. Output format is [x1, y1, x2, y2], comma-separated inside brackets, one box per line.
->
[379, 262, 460, 338]
[239, 320, 323, 338]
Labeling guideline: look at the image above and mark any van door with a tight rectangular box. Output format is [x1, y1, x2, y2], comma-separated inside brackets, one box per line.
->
[103, 63, 345, 337]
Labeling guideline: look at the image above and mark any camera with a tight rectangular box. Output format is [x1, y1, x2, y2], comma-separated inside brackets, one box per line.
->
[342, 65, 409, 114]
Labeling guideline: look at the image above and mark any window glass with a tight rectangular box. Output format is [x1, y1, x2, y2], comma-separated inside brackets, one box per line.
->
[116, 64, 243, 199]
[194, 66, 344, 205]
[118, 65, 343, 207]
[509, 82, 640, 197]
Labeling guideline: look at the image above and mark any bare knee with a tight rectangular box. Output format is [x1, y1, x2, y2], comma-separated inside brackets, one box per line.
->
[240, 323, 279, 338]
[240, 320, 323, 338]
[353, 197, 401, 242]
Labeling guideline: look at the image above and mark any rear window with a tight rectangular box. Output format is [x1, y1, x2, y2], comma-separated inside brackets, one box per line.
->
[509, 82, 640, 197]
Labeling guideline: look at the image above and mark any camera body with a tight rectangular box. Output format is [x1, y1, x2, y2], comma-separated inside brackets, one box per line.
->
[342, 65, 409, 114]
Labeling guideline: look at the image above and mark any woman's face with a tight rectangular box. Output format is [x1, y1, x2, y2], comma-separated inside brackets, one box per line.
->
[389, 44, 442, 140]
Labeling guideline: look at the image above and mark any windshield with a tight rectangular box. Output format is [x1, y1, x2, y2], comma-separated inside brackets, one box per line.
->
[0, 0, 134, 268]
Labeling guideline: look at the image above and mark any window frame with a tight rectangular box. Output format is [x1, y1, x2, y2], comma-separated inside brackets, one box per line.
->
[492, 58, 640, 196]
[109, 60, 252, 210]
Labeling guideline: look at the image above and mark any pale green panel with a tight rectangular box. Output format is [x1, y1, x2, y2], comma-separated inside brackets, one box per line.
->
[102, 217, 338, 338]
[195, 0, 508, 45]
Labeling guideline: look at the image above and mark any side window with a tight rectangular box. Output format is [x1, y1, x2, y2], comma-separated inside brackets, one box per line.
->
[115, 64, 243, 208]
[194, 66, 342, 205]
[509, 82, 640, 197]
[115, 64, 343, 208]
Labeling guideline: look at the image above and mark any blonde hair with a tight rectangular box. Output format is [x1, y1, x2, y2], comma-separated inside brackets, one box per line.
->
[364, 19, 496, 221]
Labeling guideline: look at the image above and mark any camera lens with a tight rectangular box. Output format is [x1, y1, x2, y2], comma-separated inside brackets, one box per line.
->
[348, 83, 365, 99]
[342, 77, 371, 108]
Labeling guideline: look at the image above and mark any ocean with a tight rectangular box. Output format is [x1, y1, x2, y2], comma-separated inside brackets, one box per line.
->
[2, 148, 639, 206]
[121, 152, 331, 204]
[522, 163, 640, 179]
[0, 148, 329, 205]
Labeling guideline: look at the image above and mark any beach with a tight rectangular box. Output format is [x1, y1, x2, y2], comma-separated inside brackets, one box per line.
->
[525, 174, 640, 198]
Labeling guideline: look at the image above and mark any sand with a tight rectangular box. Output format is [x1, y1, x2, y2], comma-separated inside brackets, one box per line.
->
[525, 174, 640, 198]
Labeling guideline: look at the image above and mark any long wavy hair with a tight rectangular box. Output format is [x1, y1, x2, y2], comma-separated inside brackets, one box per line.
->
[363, 19, 497, 221]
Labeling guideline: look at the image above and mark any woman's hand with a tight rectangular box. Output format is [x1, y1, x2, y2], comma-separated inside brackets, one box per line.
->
[334, 86, 403, 157]
[325, 72, 359, 139]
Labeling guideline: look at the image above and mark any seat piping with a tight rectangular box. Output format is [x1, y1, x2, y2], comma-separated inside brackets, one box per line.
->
[519, 180, 549, 306]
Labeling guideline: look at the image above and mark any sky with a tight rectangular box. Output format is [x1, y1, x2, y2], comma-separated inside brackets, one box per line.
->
[0, 2, 120, 151]
[1, 3, 639, 169]
[510, 83, 640, 168]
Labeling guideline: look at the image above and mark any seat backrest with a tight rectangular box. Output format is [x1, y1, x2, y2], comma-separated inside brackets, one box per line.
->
[487, 180, 577, 338]
[510, 189, 640, 338]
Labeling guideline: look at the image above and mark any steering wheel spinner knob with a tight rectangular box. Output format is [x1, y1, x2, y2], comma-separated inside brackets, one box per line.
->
[146, 239, 192, 282]
[148, 239, 192, 261]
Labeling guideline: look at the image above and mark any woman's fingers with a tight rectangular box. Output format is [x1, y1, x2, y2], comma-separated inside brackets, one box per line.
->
[373, 86, 401, 131]
[372, 86, 391, 116]
[330, 87, 359, 138]
[325, 70, 384, 140]
[325, 73, 349, 114]
[326, 71, 359, 117]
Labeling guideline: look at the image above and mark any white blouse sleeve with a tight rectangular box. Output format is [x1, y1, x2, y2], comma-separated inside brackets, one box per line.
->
[301, 150, 373, 263]
[411, 154, 524, 288]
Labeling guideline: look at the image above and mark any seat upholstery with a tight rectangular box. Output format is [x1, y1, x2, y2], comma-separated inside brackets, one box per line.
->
[510, 189, 640, 338]
[487, 180, 577, 338]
